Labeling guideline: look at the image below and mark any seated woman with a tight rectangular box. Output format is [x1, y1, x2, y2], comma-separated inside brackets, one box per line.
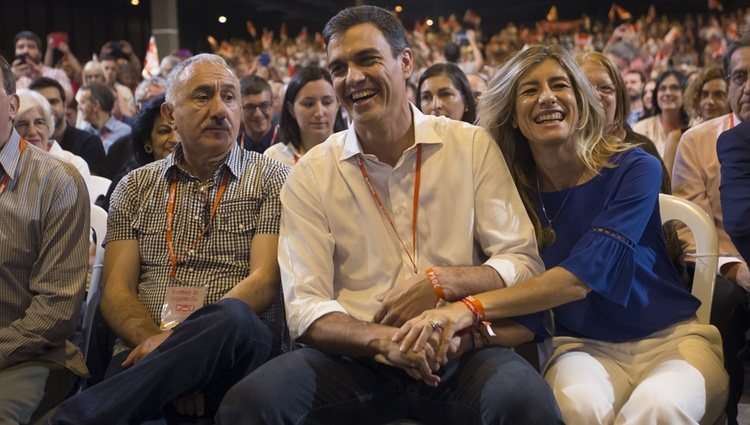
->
[264, 65, 346, 166]
[416, 62, 476, 123]
[632, 69, 690, 169]
[96, 94, 177, 210]
[15, 89, 91, 190]
[395, 45, 728, 425]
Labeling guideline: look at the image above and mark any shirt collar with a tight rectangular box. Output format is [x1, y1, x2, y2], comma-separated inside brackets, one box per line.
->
[339, 104, 443, 162]
[162, 142, 241, 181]
[0, 129, 23, 180]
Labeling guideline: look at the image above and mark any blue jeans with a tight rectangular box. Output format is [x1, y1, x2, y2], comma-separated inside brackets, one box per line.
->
[48, 298, 275, 425]
[218, 346, 563, 424]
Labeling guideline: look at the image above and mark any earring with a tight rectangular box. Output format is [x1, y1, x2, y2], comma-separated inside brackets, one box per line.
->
[144, 143, 153, 153]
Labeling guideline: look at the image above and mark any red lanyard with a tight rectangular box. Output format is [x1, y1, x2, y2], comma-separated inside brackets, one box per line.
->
[356, 144, 423, 274]
[166, 172, 230, 278]
[0, 137, 26, 197]
[729, 114, 736, 129]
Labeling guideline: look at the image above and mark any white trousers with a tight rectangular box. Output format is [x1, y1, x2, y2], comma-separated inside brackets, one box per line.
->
[543, 320, 728, 425]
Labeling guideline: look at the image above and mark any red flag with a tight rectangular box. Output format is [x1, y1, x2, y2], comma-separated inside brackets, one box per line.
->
[708, 0, 723, 11]
[547, 6, 558, 22]
[616, 6, 632, 20]
[141, 35, 159, 79]
[246, 21, 257, 38]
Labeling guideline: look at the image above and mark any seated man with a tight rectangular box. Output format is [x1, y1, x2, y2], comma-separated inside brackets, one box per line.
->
[48, 53, 288, 424]
[0, 56, 89, 424]
[218, 6, 562, 424]
[29, 77, 109, 178]
[238, 75, 278, 153]
[77, 82, 131, 154]
[720, 118, 750, 261]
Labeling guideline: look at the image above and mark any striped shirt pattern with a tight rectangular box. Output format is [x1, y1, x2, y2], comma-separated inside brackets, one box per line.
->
[0, 129, 90, 375]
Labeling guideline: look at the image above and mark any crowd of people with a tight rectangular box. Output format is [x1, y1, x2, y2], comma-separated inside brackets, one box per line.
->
[2, 2, 750, 425]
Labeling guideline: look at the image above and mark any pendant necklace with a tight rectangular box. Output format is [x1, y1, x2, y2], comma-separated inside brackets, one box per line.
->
[536, 170, 581, 247]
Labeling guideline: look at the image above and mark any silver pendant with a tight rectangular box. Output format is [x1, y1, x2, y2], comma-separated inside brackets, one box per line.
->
[542, 226, 556, 246]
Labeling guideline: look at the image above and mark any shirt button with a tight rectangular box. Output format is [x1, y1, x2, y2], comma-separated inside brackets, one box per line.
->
[239, 224, 245, 230]
[194, 215, 200, 220]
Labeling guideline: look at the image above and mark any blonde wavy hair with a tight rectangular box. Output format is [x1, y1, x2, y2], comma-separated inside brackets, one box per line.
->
[478, 45, 629, 245]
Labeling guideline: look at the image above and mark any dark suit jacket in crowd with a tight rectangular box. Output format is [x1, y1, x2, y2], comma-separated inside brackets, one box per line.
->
[718, 118, 750, 262]
[60, 125, 111, 178]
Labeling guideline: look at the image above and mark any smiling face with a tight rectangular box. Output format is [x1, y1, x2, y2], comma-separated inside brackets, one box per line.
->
[419, 73, 467, 121]
[326, 23, 412, 129]
[290, 78, 339, 149]
[581, 60, 616, 128]
[513, 58, 578, 148]
[149, 114, 179, 160]
[656, 74, 683, 113]
[163, 60, 240, 156]
[699, 77, 729, 121]
[241, 89, 273, 140]
[14, 106, 50, 151]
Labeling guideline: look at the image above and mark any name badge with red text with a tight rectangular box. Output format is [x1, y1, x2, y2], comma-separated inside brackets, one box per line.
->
[160, 286, 208, 330]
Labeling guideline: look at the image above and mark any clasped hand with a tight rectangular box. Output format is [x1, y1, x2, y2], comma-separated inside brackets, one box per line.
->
[392, 302, 474, 365]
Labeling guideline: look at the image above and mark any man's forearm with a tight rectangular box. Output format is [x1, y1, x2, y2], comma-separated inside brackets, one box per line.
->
[221, 270, 278, 313]
[101, 286, 162, 347]
[298, 312, 398, 358]
[432, 265, 506, 301]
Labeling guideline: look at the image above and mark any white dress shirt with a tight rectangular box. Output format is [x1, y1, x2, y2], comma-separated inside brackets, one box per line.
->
[264, 142, 302, 167]
[280, 106, 543, 340]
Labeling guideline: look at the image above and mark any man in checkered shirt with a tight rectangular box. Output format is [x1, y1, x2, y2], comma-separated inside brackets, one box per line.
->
[49, 53, 288, 424]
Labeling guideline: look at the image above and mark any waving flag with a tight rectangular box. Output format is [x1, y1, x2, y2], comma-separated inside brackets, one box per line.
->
[142, 35, 159, 79]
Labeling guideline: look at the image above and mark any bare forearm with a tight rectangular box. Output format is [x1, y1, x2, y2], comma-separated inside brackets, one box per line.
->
[482, 319, 535, 347]
[298, 312, 398, 358]
[433, 265, 506, 301]
[221, 270, 279, 313]
[478, 266, 590, 319]
[101, 286, 161, 347]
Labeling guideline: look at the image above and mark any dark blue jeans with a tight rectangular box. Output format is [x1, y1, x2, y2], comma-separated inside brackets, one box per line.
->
[48, 298, 275, 425]
[217, 346, 563, 424]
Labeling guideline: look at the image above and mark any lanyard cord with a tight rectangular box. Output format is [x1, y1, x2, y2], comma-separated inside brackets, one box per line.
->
[356, 144, 423, 274]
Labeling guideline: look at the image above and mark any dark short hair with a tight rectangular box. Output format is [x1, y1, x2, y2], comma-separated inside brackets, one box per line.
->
[28, 77, 66, 102]
[323, 5, 408, 58]
[132, 94, 166, 165]
[278, 65, 347, 150]
[240, 75, 271, 97]
[416, 62, 476, 123]
[624, 69, 646, 85]
[13, 30, 42, 51]
[443, 43, 461, 63]
[81, 82, 116, 113]
[724, 35, 750, 79]
[0, 56, 15, 95]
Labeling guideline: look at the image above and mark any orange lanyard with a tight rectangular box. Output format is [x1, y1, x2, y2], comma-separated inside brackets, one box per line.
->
[729, 114, 737, 129]
[166, 172, 230, 278]
[356, 144, 423, 274]
[0, 137, 26, 197]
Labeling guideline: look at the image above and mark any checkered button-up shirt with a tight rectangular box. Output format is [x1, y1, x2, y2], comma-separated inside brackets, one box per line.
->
[106, 143, 288, 349]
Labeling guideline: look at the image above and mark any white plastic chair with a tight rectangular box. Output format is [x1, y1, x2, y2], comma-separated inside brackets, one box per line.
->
[658, 194, 719, 325]
[88, 175, 112, 204]
[80, 204, 109, 390]
[90, 204, 108, 249]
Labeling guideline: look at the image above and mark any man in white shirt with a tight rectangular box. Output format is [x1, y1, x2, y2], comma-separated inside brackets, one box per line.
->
[217, 6, 562, 424]
[11, 31, 73, 102]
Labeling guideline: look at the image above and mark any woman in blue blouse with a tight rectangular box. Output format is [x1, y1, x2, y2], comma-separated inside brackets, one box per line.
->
[394, 45, 728, 424]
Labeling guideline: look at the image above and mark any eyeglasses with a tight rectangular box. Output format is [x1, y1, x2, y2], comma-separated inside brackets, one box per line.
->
[728, 69, 750, 86]
[242, 102, 272, 113]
